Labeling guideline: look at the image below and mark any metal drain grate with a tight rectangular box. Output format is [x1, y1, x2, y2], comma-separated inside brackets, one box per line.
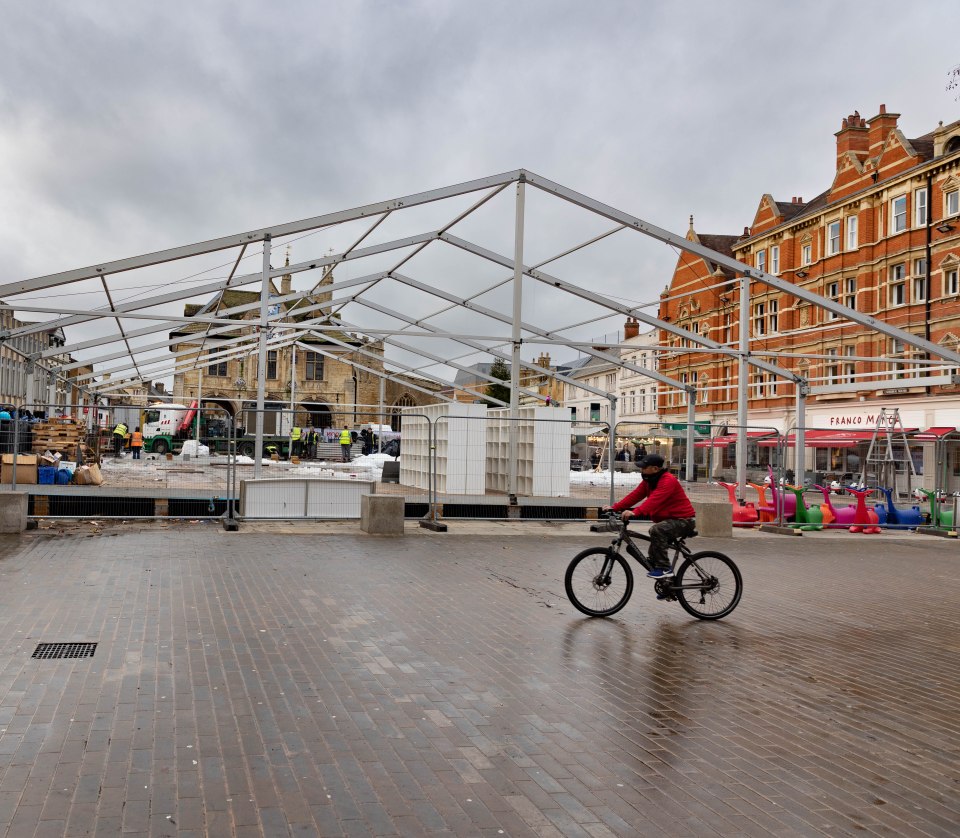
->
[31, 642, 98, 660]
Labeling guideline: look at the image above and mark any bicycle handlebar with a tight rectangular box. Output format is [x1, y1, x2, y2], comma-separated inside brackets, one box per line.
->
[599, 511, 626, 532]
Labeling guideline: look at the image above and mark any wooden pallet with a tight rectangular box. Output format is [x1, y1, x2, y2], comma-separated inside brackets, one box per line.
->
[31, 420, 89, 458]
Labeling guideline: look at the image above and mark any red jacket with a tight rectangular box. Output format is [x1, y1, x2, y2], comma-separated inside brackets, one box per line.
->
[611, 471, 696, 522]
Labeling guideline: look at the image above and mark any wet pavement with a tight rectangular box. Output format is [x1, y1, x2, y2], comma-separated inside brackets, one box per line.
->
[0, 524, 957, 836]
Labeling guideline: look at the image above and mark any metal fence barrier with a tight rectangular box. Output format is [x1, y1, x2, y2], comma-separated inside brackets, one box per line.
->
[8, 399, 956, 530]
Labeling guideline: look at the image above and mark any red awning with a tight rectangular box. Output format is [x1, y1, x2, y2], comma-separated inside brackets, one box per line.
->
[694, 438, 732, 448]
[912, 426, 958, 440]
[694, 430, 780, 449]
[760, 428, 918, 447]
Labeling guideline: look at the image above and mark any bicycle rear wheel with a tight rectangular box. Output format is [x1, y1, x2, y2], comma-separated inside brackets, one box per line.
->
[565, 547, 634, 617]
[674, 550, 742, 620]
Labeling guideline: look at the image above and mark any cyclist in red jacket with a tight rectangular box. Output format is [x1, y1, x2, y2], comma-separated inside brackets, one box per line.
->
[605, 453, 696, 577]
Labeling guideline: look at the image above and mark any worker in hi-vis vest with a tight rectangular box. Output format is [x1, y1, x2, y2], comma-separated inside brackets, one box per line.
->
[131, 427, 143, 460]
[112, 421, 128, 457]
[291, 426, 302, 458]
[339, 425, 353, 463]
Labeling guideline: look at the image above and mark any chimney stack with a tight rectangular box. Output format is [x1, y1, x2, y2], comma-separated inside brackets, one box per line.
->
[624, 317, 640, 340]
[867, 103, 900, 156]
[835, 110, 869, 169]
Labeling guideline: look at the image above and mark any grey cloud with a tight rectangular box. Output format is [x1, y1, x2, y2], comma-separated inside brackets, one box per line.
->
[0, 0, 956, 380]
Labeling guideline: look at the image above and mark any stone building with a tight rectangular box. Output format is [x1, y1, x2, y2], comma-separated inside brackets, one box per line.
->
[170, 261, 438, 432]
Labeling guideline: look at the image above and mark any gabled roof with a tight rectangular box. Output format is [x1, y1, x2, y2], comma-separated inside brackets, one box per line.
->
[697, 234, 738, 258]
[738, 114, 954, 246]
[909, 131, 935, 161]
[774, 201, 809, 222]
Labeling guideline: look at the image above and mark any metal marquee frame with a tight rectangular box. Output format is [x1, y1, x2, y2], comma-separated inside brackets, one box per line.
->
[3, 169, 959, 491]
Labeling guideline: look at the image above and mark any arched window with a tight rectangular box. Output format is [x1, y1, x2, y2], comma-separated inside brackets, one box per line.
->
[390, 394, 416, 431]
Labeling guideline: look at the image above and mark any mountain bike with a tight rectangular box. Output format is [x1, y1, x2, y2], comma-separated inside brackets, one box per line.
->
[564, 513, 743, 620]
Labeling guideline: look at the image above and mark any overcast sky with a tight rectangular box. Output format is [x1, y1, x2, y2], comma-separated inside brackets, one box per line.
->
[1, 0, 958, 387]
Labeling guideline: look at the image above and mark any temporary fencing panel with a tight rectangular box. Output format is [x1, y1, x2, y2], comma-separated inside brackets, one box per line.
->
[11, 403, 232, 519]
[231, 406, 428, 521]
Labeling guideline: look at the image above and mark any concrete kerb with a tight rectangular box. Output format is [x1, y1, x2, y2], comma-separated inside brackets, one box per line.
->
[210, 519, 949, 542]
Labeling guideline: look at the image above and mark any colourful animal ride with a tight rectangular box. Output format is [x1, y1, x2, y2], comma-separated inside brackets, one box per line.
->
[915, 488, 955, 528]
[714, 481, 759, 527]
[782, 484, 823, 530]
[812, 484, 859, 528]
[763, 467, 797, 522]
[747, 482, 776, 523]
[845, 486, 882, 534]
[874, 486, 924, 530]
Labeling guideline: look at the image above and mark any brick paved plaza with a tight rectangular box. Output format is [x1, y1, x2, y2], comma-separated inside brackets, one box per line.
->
[0, 523, 957, 837]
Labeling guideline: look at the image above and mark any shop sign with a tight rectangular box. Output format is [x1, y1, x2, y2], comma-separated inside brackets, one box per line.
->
[663, 422, 711, 435]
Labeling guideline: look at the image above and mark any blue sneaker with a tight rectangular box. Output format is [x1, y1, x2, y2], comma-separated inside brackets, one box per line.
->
[647, 566, 674, 579]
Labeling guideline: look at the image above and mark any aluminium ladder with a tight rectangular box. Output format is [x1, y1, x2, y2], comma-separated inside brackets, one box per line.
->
[858, 407, 916, 497]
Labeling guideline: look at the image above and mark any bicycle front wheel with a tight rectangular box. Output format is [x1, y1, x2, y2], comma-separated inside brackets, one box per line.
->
[675, 551, 742, 620]
[565, 547, 634, 617]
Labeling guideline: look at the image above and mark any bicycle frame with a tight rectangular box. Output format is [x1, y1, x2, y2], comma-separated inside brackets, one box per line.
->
[602, 519, 716, 596]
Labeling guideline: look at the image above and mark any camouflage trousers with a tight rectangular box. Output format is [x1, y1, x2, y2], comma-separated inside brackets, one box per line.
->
[648, 517, 696, 567]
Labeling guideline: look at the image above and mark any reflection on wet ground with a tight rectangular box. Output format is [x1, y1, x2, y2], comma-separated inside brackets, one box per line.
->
[0, 527, 955, 836]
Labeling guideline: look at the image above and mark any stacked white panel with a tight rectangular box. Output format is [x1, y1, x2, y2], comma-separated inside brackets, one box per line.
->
[400, 402, 487, 494]
[486, 407, 571, 496]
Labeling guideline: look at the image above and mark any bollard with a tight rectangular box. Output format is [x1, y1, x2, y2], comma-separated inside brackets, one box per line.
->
[0, 493, 28, 533]
[361, 495, 404, 535]
[692, 501, 733, 537]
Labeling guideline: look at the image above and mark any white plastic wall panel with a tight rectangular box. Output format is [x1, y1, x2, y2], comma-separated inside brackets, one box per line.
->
[239, 477, 374, 518]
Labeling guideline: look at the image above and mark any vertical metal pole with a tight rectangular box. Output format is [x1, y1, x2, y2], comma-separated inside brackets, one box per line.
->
[288, 341, 297, 452]
[254, 236, 271, 479]
[428, 416, 437, 522]
[685, 389, 696, 482]
[24, 361, 35, 413]
[378, 376, 385, 453]
[11, 410, 18, 487]
[608, 397, 617, 507]
[47, 369, 56, 413]
[736, 273, 750, 502]
[509, 180, 525, 499]
[795, 381, 807, 485]
[196, 369, 203, 446]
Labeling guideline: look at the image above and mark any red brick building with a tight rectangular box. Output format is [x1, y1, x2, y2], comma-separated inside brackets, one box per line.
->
[658, 106, 960, 483]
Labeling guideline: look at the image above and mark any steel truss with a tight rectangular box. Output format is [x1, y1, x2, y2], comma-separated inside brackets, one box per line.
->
[4, 169, 959, 490]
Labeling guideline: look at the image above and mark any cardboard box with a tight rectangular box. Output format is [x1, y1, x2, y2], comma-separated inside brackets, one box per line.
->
[0, 454, 39, 485]
[74, 463, 103, 486]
